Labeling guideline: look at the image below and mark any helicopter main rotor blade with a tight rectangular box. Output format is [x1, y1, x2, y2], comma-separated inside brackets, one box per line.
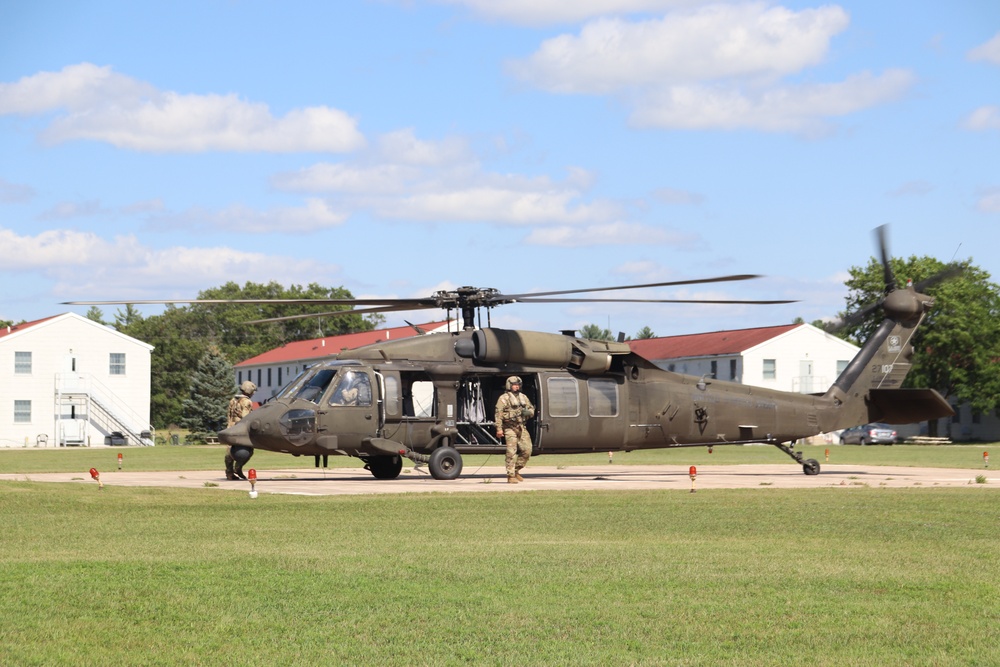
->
[245, 303, 438, 325]
[63, 297, 436, 307]
[493, 274, 762, 302]
[514, 297, 798, 305]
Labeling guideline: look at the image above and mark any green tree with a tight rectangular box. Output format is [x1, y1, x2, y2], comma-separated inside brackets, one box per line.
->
[580, 324, 614, 341]
[839, 256, 1000, 421]
[114, 282, 373, 428]
[180, 345, 235, 434]
[85, 306, 106, 325]
[634, 326, 656, 339]
[114, 304, 143, 329]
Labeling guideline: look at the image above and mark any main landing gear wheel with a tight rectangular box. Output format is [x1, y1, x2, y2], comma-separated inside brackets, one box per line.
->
[366, 455, 403, 480]
[428, 446, 463, 481]
[803, 459, 820, 475]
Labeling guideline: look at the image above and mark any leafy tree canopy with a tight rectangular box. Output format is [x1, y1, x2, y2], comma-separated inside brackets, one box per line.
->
[112, 281, 373, 428]
[634, 326, 656, 340]
[580, 324, 615, 341]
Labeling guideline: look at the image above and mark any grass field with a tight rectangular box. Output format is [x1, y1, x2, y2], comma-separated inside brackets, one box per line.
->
[1, 446, 997, 666]
[0, 442, 995, 475]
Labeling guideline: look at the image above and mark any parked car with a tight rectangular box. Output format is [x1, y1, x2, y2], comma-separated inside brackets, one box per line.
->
[839, 423, 897, 445]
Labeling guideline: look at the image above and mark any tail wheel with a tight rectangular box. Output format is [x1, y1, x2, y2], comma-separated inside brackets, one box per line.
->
[428, 446, 463, 481]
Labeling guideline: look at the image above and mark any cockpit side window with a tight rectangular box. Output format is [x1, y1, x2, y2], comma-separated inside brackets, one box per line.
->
[330, 371, 372, 407]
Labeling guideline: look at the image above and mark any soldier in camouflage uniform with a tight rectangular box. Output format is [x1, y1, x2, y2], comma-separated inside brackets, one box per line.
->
[225, 381, 256, 480]
[495, 376, 535, 483]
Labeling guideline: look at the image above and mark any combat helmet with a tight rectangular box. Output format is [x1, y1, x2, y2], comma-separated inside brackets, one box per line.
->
[506, 376, 522, 391]
[240, 381, 257, 396]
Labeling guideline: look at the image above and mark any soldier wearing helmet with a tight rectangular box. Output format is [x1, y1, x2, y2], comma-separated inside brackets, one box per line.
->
[224, 380, 257, 480]
[495, 376, 535, 483]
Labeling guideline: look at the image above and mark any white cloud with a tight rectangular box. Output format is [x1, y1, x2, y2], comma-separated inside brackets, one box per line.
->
[509, 5, 850, 93]
[273, 131, 622, 226]
[376, 128, 473, 165]
[0, 177, 36, 203]
[968, 31, 1000, 65]
[435, 0, 699, 26]
[963, 106, 1000, 131]
[887, 180, 933, 198]
[0, 225, 341, 298]
[524, 221, 699, 246]
[977, 188, 1000, 214]
[150, 198, 348, 233]
[378, 185, 620, 224]
[631, 69, 914, 133]
[653, 187, 703, 205]
[273, 163, 422, 195]
[0, 63, 366, 153]
[507, 3, 914, 133]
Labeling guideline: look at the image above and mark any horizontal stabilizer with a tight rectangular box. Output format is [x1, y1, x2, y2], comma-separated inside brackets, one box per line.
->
[868, 389, 954, 424]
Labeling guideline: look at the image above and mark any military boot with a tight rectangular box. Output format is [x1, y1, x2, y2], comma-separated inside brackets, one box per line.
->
[514, 472, 525, 482]
[507, 475, 518, 484]
[225, 457, 238, 481]
[233, 463, 248, 481]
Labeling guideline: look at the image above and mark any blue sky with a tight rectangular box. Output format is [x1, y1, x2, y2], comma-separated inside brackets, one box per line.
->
[1, 1, 998, 338]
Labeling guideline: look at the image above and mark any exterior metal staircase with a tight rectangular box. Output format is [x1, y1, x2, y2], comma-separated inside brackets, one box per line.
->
[54, 373, 154, 446]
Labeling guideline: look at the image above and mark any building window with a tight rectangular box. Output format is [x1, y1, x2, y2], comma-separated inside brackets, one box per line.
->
[763, 359, 776, 380]
[730, 359, 738, 381]
[278, 367, 282, 386]
[110, 353, 126, 375]
[14, 400, 31, 423]
[238, 370, 243, 383]
[267, 367, 273, 387]
[15, 351, 32, 374]
[836, 360, 849, 376]
[710, 360, 718, 379]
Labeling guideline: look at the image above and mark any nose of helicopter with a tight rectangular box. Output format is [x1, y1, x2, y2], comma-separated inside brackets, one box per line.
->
[218, 418, 253, 448]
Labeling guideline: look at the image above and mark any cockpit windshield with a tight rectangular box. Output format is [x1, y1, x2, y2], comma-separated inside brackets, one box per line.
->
[284, 369, 336, 404]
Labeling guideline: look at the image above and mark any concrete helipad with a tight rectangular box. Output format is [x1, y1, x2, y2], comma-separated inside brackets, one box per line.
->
[1, 464, 993, 496]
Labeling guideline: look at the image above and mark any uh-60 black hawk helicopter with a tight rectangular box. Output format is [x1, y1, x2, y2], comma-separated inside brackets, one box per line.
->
[69, 227, 955, 481]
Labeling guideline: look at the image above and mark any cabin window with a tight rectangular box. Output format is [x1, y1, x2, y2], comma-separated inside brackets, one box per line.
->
[15, 351, 31, 374]
[587, 378, 619, 417]
[383, 375, 400, 416]
[546, 377, 579, 417]
[109, 353, 126, 376]
[14, 400, 31, 423]
[763, 359, 776, 380]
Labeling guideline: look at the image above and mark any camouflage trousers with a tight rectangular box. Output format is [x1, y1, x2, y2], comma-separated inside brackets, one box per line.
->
[502, 425, 532, 476]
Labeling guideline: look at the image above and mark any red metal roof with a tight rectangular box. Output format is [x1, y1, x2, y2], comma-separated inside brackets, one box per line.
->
[236, 320, 452, 367]
[628, 323, 801, 360]
[0, 315, 58, 339]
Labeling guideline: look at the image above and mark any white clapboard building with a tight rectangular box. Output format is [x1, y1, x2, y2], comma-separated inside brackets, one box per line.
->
[1, 313, 154, 447]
